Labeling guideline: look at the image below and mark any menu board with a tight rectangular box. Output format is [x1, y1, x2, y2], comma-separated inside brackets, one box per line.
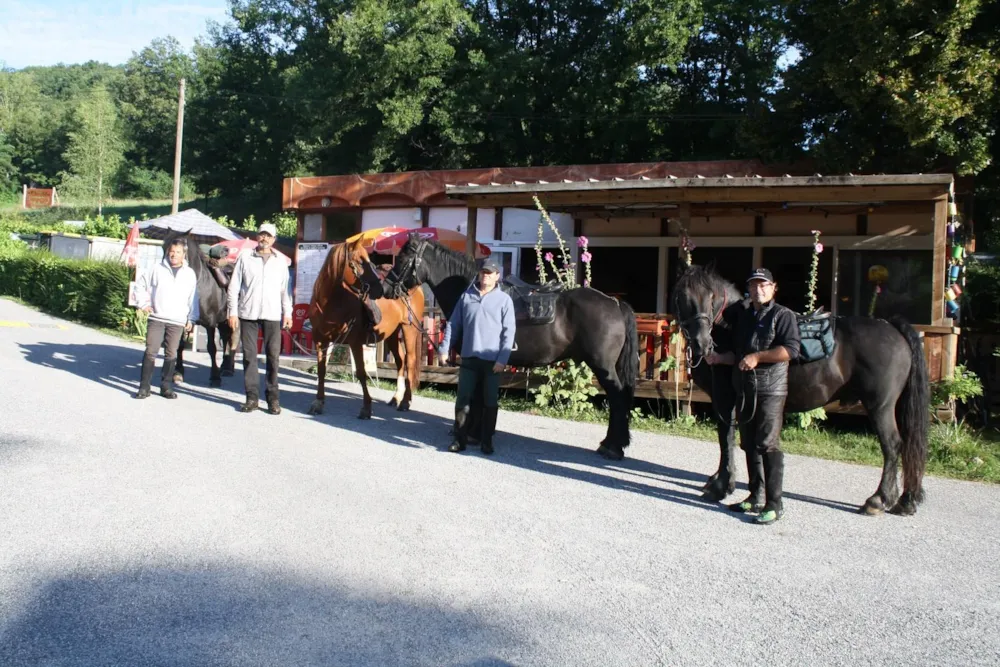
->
[295, 242, 330, 305]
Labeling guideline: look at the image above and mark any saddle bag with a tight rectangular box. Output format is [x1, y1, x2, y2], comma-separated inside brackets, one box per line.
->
[795, 310, 836, 363]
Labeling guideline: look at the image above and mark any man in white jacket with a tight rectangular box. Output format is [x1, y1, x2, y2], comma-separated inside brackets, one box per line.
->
[134, 239, 198, 399]
[227, 223, 292, 414]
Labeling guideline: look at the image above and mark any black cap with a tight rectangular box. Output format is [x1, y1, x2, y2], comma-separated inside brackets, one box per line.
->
[747, 268, 774, 284]
[479, 258, 500, 274]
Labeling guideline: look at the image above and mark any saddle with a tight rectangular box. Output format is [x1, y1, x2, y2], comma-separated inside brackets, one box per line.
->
[500, 275, 565, 325]
[795, 309, 836, 363]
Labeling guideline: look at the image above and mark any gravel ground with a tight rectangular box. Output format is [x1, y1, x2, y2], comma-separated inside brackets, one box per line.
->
[1, 297, 998, 667]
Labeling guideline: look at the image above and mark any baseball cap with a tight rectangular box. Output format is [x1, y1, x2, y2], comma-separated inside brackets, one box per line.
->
[747, 268, 774, 284]
[479, 259, 500, 274]
[257, 222, 278, 237]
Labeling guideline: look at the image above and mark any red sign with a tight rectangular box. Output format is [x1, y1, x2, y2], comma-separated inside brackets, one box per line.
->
[24, 188, 55, 209]
[292, 303, 310, 333]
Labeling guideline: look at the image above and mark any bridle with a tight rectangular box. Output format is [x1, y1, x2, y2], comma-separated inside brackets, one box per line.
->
[676, 289, 730, 357]
[385, 239, 428, 296]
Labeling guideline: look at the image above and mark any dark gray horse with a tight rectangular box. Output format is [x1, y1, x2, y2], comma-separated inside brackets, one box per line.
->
[672, 264, 930, 516]
[390, 234, 639, 459]
[162, 231, 237, 387]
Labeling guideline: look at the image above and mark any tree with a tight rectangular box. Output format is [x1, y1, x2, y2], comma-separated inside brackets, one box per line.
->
[778, 0, 1000, 175]
[117, 37, 195, 176]
[61, 87, 125, 214]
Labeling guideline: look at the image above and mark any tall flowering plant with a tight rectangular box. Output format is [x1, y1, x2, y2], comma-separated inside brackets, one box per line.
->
[804, 230, 823, 314]
[577, 235, 592, 287]
[533, 195, 578, 288]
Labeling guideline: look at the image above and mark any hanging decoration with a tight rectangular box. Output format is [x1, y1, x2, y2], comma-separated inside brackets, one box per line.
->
[944, 186, 966, 324]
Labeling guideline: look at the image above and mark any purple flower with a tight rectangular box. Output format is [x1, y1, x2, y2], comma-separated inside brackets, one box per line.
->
[580, 251, 592, 263]
[811, 229, 821, 235]
[577, 236, 589, 248]
[583, 279, 590, 287]
[544, 252, 554, 262]
[814, 242, 824, 254]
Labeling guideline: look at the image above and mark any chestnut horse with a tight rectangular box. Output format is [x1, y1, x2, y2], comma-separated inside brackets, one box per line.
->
[307, 239, 425, 419]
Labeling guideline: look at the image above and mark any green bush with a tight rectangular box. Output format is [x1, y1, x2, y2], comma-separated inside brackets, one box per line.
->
[964, 260, 1000, 324]
[0, 250, 131, 330]
[931, 364, 984, 407]
[530, 359, 599, 415]
[121, 167, 195, 200]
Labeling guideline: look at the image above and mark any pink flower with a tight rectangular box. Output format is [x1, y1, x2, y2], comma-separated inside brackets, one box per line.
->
[875, 285, 882, 294]
[580, 251, 592, 263]
[583, 280, 590, 287]
[814, 242, 824, 254]
[577, 236, 589, 248]
[544, 252, 554, 262]
[811, 229, 820, 235]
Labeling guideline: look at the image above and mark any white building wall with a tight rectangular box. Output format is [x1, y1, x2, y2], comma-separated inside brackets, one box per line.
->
[361, 208, 421, 231]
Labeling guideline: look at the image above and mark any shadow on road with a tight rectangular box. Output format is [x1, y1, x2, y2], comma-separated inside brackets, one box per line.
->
[16, 340, 859, 517]
[0, 566, 521, 667]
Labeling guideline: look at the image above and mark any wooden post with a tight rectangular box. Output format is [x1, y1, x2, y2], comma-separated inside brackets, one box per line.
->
[420, 206, 430, 228]
[931, 197, 948, 324]
[657, 245, 668, 314]
[942, 330, 958, 380]
[171, 78, 186, 215]
[466, 206, 478, 257]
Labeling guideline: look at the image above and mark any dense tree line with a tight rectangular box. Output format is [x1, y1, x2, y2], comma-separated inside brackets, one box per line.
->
[0, 0, 998, 236]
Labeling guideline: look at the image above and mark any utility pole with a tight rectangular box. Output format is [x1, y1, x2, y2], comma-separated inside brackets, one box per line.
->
[171, 77, 186, 214]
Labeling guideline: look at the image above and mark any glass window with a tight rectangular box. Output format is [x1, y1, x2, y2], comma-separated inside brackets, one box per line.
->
[325, 211, 359, 242]
[667, 246, 754, 305]
[837, 250, 933, 324]
[587, 246, 659, 313]
[762, 246, 833, 314]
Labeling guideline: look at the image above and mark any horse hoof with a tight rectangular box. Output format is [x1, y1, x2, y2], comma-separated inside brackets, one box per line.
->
[387, 397, 398, 407]
[358, 407, 372, 420]
[596, 445, 624, 461]
[859, 499, 885, 516]
[889, 494, 917, 516]
[209, 378, 222, 388]
[701, 484, 728, 502]
[396, 401, 410, 412]
[222, 370, 234, 377]
[307, 401, 324, 416]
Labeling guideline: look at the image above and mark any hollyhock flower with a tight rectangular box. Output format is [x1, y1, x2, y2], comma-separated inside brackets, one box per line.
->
[814, 242, 824, 254]
[545, 252, 554, 262]
[581, 251, 592, 263]
[577, 236, 589, 248]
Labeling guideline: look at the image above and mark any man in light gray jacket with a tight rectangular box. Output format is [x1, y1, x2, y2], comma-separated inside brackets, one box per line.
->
[227, 223, 292, 414]
[134, 238, 198, 399]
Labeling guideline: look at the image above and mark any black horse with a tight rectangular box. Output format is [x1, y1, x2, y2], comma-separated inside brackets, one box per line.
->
[390, 234, 639, 459]
[672, 264, 930, 515]
[162, 232, 237, 387]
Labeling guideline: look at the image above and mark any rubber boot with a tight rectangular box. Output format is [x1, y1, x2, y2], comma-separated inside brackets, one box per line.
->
[449, 406, 470, 452]
[134, 355, 155, 399]
[240, 394, 259, 413]
[728, 449, 766, 512]
[757, 450, 785, 525]
[479, 407, 499, 455]
[159, 359, 179, 398]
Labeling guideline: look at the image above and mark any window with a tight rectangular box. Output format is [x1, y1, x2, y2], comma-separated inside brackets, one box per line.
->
[667, 246, 754, 307]
[519, 247, 569, 284]
[762, 246, 833, 314]
[325, 211, 360, 242]
[588, 246, 659, 313]
[837, 250, 933, 324]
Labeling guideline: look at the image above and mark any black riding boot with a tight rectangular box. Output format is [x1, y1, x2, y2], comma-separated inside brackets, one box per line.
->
[479, 407, 499, 455]
[757, 450, 785, 525]
[240, 394, 259, 413]
[728, 449, 766, 512]
[134, 355, 155, 399]
[449, 406, 470, 452]
[466, 401, 483, 444]
[160, 360, 178, 398]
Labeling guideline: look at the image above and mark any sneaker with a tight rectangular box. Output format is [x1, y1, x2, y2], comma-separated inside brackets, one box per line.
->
[755, 507, 784, 525]
[727, 497, 764, 513]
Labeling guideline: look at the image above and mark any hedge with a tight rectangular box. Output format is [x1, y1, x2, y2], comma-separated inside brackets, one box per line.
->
[0, 249, 131, 330]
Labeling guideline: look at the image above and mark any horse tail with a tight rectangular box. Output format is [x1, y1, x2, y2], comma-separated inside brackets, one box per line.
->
[889, 316, 930, 506]
[616, 299, 639, 413]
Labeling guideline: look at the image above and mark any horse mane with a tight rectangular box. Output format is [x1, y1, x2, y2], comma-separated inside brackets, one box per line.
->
[672, 264, 742, 314]
[407, 236, 478, 282]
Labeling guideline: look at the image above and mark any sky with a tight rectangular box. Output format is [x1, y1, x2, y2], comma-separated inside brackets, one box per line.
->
[0, 0, 231, 70]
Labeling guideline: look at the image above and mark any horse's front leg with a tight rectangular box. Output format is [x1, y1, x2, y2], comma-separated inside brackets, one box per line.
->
[702, 415, 738, 501]
[222, 322, 237, 376]
[173, 333, 186, 384]
[351, 341, 373, 419]
[207, 326, 222, 387]
[308, 341, 328, 415]
[384, 331, 406, 407]
[398, 326, 421, 412]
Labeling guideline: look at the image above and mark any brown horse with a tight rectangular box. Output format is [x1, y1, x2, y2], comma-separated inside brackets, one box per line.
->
[307, 239, 425, 419]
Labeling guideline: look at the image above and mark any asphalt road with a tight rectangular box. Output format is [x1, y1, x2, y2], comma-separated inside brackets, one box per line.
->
[1, 297, 998, 666]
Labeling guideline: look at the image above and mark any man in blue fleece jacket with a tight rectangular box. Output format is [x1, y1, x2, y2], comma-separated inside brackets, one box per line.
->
[438, 258, 516, 455]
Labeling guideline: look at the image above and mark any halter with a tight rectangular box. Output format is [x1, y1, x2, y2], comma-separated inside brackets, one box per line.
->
[677, 289, 729, 336]
[385, 239, 428, 297]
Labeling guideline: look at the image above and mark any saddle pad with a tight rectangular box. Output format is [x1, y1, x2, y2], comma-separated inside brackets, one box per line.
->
[796, 311, 836, 363]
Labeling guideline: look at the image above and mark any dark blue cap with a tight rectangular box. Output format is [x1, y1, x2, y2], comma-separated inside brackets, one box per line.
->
[747, 268, 774, 284]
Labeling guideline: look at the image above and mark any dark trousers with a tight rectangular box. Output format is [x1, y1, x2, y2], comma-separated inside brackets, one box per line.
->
[456, 357, 500, 409]
[738, 390, 786, 512]
[139, 319, 183, 391]
[240, 319, 281, 402]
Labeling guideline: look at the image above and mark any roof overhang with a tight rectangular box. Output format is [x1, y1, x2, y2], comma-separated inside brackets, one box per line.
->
[445, 174, 954, 209]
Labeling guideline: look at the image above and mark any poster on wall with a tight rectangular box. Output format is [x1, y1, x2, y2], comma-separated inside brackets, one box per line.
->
[295, 242, 331, 306]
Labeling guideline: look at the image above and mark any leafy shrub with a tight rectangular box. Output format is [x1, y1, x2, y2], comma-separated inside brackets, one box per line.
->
[931, 364, 984, 406]
[80, 214, 128, 239]
[786, 407, 828, 430]
[530, 359, 599, 415]
[0, 250, 130, 329]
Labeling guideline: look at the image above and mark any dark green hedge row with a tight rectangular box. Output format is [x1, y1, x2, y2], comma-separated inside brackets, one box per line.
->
[0, 250, 131, 330]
